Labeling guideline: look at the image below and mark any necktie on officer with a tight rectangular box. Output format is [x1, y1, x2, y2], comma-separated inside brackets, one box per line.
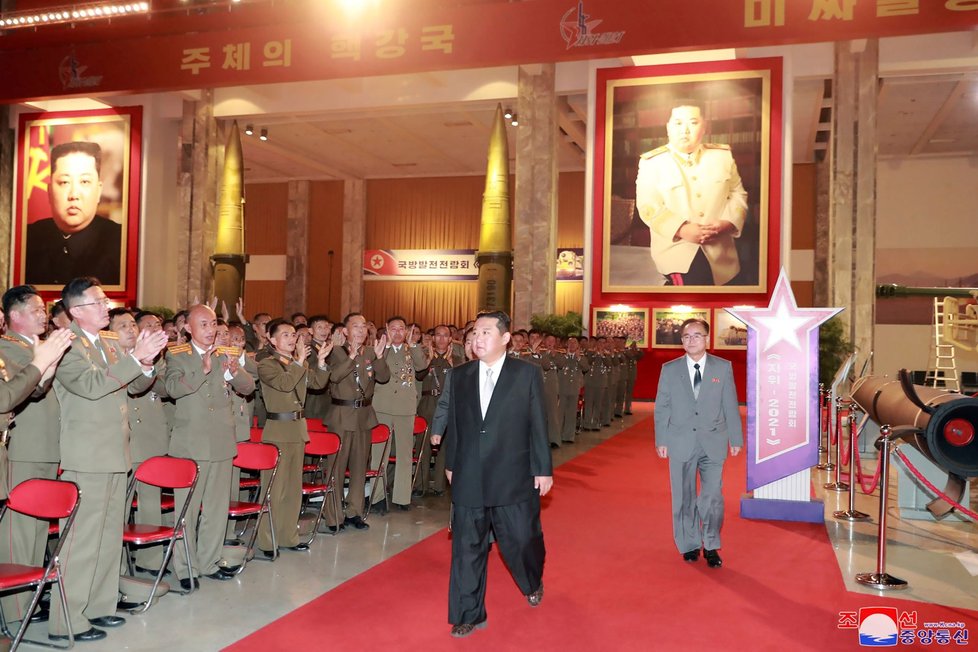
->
[693, 363, 701, 399]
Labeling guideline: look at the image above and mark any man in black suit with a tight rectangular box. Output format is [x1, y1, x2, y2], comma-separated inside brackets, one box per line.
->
[441, 310, 553, 638]
[25, 141, 122, 286]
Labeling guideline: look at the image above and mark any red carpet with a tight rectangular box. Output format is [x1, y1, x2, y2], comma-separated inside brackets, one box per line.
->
[226, 416, 978, 651]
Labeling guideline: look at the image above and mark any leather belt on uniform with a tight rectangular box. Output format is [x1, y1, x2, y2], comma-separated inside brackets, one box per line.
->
[331, 397, 372, 408]
[421, 390, 441, 397]
[266, 410, 304, 421]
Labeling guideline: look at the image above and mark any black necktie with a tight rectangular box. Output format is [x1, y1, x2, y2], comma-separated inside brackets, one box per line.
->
[693, 363, 701, 398]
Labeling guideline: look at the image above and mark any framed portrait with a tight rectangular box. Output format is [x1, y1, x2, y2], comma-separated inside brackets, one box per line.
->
[593, 58, 782, 295]
[652, 307, 710, 349]
[713, 308, 749, 350]
[591, 306, 650, 348]
[13, 107, 142, 304]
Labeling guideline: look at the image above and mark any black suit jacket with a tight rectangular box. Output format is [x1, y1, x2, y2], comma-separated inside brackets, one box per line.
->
[443, 357, 552, 508]
[25, 216, 122, 286]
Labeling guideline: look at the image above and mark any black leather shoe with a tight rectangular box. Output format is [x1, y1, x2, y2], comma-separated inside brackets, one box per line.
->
[344, 515, 370, 530]
[682, 549, 700, 563]
[283, 543, 310, 552]
[526, 584, 544, 607]
[50, 627, 107, 642]
[260, 549, 276, 559]
[179, 578, 200, 591]
[704, 549, 723, 568]
[319, 523, 345, 534]
[30, 606, 49, 623]
[204, 570, 236, 581]
[218, 564, 241, 574]
[549, 442, 560, 449]
[368, 503, 388, 516]
[411, 489, 425, 498]
[624, 411, 633, 415]
[89, 615, 125, 628]
[394, 503, 410, 512]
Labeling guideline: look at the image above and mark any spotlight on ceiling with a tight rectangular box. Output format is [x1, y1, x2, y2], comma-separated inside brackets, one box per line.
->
[259, 128, 268, 141]
[244, 124, 254, 136]
[510, 115, 519, 127]
[503, 108, 513, 120]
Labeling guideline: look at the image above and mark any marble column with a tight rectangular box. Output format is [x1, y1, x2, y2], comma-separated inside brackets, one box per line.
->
[513, 63, 558, 329]
[176, 91, 222, 307]
[285, 180, 310, 314]
[828, 40, 877, 368]
[340, 178, 365, 316]
[0, 105, 12, 286]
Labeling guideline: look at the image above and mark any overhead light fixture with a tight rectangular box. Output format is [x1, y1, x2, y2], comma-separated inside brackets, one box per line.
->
[244, 124, 254, 136]
[503, 108, 513, 120]
[259, 128, 268, 142]
[0, 1, 149, 30]
[510, 114, 519, 127]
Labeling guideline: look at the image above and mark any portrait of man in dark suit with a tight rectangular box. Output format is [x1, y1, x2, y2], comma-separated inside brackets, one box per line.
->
[24, 141, 122, 286]
[654, 317, 742, 569]
[441, 310, 553, 638]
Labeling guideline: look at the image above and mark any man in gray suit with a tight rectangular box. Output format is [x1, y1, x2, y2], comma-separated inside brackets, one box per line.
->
[654, 317, 741, 568]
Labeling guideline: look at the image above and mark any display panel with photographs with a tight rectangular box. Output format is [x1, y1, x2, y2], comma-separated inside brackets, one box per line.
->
[652, 307, 711, 348]
[713, 308, 749, 350]
[592, 307, 650, 348]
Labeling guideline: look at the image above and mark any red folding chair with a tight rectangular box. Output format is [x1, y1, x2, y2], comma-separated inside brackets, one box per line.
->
[364, 424, 392, 521]
[0, 479, 79, 651]
[303, 419, 329, 475]
[306, 418, 327, 433]
[300, 431, 341, 544]
[238, 426, 265, 498]
[122, 456, 200, 612]
[228, 441, 281, 569]
[410, 415, 430, 490]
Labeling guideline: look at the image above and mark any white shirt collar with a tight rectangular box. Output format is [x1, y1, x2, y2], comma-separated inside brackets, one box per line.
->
[479, 355, 505, 378]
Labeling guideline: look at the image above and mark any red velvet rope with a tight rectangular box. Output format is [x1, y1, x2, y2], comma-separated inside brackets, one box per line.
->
[851, 437, 883, 495]
[893, 448, 978, 523]
[839, 411, 852, 467]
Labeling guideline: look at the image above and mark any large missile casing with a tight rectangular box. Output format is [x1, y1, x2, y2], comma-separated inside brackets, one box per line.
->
[851, 375, 978, 479]
[476, 105, 513, 313]
[876, 284, 978, 299]
[212, 121, 247, 307]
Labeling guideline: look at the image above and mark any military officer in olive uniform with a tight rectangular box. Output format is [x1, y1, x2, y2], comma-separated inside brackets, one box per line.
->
[623, 341, 644, 414]
[51, 278, 168, 643]
[165, 304, 255, 587]
[557, 336, 589, 443]
[372, 316, 427, 511]
[582, 338, 608, 431]
[416, 325, 463, 496]
[256, 319, 330, 553]
[0, 286, 73, 623]
[323, 313, 390, 531]
[304, 315, 333, 422]
[110, 309, 172, 573]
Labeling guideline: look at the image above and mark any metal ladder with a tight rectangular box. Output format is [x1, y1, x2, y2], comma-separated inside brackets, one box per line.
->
[925, 298, 960, 391]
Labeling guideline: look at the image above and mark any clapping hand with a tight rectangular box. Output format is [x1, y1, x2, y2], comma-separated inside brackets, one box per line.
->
[373, 334, 388, 358]
[133, 329, 169, 367]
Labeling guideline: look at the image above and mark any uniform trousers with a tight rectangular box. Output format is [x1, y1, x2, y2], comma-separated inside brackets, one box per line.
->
[257, 441, 303, 550]
[557, 393, 579, 443]
[544, 382, 560, 445]
[373, 412, 416, 507]
[600, 384, 614, 425]
[624, 373, 637, 413]
[1, 460, 59, 620]
[667, 439, 725, 554]
[172, 459, 232, 579]
[614, 376, 627, 416]
[49, 471, 125, 636]
[449, 498, 545, 626]
[582, 382, 602, 429]
[325, 429, 369, 525]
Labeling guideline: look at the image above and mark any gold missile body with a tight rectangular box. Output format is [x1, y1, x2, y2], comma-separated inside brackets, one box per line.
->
[476, 105, 513, 313]
[211, 121, 247, 308]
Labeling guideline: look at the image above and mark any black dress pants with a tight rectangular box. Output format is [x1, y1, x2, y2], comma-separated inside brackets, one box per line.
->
[448, 497, 546, 625]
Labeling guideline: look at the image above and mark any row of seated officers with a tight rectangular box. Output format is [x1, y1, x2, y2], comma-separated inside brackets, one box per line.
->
[0, 277, 642, 645]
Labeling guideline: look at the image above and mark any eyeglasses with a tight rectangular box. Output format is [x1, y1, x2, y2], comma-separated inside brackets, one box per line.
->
[681, 333, 705, 342]
[74, 298, 111, 308]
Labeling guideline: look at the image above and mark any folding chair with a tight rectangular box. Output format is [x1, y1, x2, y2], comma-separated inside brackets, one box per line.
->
[303, 419, 329, 476]
[410, 416, 430, 491]
[238, 426, 265, 499]
[0, 479, 79, 651]
[306, 418, 327, 433]
[122, 456, 200, 612]
[363, 424, 392, 522]
[228, 441, 281, 569]
[300, 431, 341, 544]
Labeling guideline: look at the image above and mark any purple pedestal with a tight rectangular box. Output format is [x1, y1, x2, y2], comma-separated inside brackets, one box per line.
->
[740, 496, 824, 523]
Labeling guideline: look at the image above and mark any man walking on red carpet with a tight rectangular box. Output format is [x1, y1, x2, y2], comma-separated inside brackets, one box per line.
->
[654, 317, 742, 568]
[441, 310, 553, 638]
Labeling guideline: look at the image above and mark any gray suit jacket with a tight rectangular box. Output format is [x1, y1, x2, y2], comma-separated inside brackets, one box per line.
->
[654, 353, 742, 462]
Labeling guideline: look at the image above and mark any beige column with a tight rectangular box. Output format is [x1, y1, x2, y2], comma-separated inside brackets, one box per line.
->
[285, 180, 310, 314]
[0, 105, 12, 286]
[176, 91, 222, 306]
[513, 63, 558, 329]
[828, 40, 877, 368]
[340, 179, 365, 316]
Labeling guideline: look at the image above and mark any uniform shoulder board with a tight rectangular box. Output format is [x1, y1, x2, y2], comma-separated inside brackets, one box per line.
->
[167, 343, 192, 354]
[0, 335, 28, 348]
[99, 330, 120, 340]
[703, 143, 731, 150]
[640, 145, 669, 160]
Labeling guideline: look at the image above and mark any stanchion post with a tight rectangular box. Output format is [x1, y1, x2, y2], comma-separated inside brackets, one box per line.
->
[817, 385, 836, 471]
[825, 397, 850, 491]
[834, 411, 871, 521]
[855, 424, 908, 590]
[817, 383, 827, 454]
